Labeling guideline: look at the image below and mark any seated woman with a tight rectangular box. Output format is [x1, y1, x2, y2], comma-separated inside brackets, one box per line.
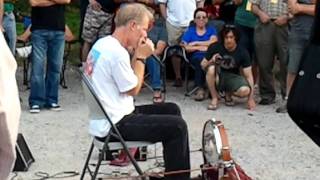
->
[181, 8, 218, 101]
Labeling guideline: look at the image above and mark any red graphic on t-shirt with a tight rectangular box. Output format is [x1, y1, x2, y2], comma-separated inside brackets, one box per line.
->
[85, 54, 94, 76]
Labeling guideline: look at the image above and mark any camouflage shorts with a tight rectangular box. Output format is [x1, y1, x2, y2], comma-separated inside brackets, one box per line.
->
[81, 5, 114, 43]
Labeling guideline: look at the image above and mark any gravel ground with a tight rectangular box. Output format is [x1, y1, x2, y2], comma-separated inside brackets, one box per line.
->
[10, 66, 320, 180]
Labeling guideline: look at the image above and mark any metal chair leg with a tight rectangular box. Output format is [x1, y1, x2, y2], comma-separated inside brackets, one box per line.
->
[60, 57, 68, 89]
[80, 142, 94, 180]
[92, 150, 104, 180]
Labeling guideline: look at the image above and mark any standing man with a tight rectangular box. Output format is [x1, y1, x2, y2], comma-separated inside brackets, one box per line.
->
[158, 0, 203, 87]
[2, 0, 16, 55]
[28, 0, 70, 113]
[276, 0, 316, 113]
[85, 3, 191, 179]
[234, 0, 258, 83]
[80, 0, 118, 63]
[251, 0, 289, 105]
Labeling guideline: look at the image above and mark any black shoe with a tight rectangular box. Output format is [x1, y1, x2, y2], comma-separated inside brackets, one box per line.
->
[259, 99, 275, 105]
[276, 100, 287, 113]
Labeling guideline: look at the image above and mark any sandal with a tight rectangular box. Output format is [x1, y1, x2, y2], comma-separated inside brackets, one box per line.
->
[194, 89, 205, 101]
[153, 90, 164, 103]
[110, 148, 138, 167]
[207, 103, 218, 110]
[225, 97, 235, 106]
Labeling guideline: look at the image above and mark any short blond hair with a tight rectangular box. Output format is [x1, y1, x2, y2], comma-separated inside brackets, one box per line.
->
[114, 3, 154, 28]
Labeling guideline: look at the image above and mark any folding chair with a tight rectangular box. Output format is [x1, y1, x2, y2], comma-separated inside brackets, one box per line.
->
[162, 45, 198, 96]
[16, 39, 31, 88]
[60, 39, 77, 88]
[80, 72, 154, 180]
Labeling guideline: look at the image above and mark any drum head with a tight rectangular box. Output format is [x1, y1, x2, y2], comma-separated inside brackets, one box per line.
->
[202, 119, 222, 165]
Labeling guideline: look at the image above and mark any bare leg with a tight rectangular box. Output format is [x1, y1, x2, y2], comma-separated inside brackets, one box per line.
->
[286, 72, 296, 97]
[233, 86, 251, 97]
[81, 41, 91, 62]
[206, 66, 218, 107]
[171, 55, 182, 80]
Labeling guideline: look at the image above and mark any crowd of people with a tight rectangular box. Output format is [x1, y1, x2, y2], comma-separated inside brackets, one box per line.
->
[79, 0, 315, 113]
[0, 0, 317, 179]
[0, 0, 316, 113]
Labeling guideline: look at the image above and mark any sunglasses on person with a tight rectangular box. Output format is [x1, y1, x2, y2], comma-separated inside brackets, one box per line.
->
[224, 24, 236, 29]
[195, 15, 207, 20]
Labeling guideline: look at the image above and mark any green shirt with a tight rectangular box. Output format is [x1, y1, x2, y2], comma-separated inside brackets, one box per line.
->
[4, 3, 14, 13]
[235, 0, 257, 28]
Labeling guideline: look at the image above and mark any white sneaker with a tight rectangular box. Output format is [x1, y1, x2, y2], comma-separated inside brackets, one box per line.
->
[48, 103, 62, 111]
[30, 105, 40, 113]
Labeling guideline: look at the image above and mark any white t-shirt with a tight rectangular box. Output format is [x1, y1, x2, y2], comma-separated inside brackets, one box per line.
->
[158, 0, 199, 27]
[86, 36, 138, 137]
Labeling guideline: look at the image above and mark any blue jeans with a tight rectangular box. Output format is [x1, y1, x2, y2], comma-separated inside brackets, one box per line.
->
[146, 56, 162, 90]
[29, 30, 65, 107]
[3, 12, 16, 55]
[190, 56, 205, 88]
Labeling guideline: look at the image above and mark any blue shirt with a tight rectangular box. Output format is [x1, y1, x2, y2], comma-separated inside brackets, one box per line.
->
[182, 25, 217, 59]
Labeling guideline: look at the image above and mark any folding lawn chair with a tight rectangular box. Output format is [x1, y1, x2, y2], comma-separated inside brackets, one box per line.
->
[80, 72, 154, 180]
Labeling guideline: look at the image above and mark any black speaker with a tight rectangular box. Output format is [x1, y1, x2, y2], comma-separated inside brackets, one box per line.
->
[13, 133, 35, 171]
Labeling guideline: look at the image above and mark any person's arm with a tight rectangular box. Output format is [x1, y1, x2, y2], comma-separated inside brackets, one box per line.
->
[197, 0, 205, 8]
[242, 66, 256, 110]
[114, 0, 135, 3]
[189, 35, 218, 47]
[64, 25, 75, 42]
[0, 0, 3, 32]
[159, 3, 167, 19]
[182, 42, 203, 53]
[29, 0, 55, 7]
[288, 0, 316, 16]
[126, 38, 154, 96]
[50, 0, 71, 4]
[30, 0, 70, 6]
[213, 0, 224, 5]
[233, 0, 242, 6]
[251, 3, 271, 23]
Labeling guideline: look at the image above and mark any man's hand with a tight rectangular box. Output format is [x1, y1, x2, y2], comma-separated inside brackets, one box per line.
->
[89, 0, 101, 11]
[0, 25, 4, 32]
[259, 11, 271, 24]
[135, 37, 154, 60]
[288, 0, 300, 15]
[247, 98, 256, 110]
[274, 15, 288, 26]
[207, 53, 220, 66]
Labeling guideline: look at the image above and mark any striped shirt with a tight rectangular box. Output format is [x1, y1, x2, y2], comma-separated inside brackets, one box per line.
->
[250, 0, 288, 19]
